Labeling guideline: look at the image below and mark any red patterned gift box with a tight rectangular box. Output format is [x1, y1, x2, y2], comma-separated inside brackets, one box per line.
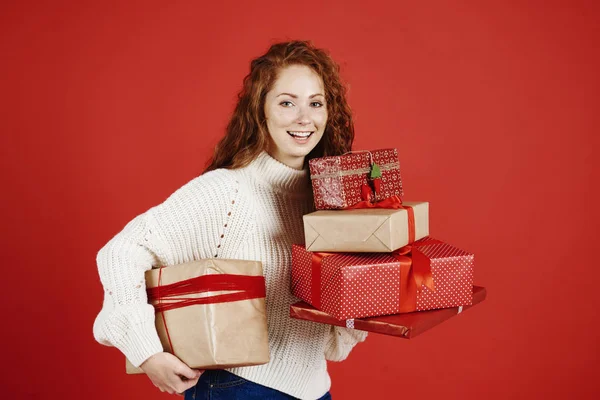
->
[309, 148, 403, 210]
[291, 237, 474, 320]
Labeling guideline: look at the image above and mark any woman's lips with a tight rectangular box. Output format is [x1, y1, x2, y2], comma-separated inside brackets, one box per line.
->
[287, 131, 314, 144]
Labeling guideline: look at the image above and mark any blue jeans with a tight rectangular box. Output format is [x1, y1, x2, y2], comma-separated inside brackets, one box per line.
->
[184, 370, 332, 400]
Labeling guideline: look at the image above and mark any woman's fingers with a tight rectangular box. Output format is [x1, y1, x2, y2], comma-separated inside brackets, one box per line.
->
[175, 375, 200, 394]
[168, 370, 199, 395]
[176, 365, 200, 380]
[140, 352, 203, 395]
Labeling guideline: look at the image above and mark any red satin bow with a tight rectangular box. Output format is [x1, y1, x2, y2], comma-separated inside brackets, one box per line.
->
[390, 243, 437, 313]
[346, 195, 404, 210]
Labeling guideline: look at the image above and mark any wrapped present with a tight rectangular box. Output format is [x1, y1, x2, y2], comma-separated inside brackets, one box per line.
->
[290, 286, 486, 338]
[125, 259, 270, 374]
[309, 148, 403, 210]
[291, 237, 474, 320]
[303, 201, 429, 252]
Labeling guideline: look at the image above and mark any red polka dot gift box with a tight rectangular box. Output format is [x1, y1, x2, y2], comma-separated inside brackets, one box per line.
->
[291, 237, 475, 320]
[309, 148, 403, 210]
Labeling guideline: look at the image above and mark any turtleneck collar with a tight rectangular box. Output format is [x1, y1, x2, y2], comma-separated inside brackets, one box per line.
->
[246, 151, 311, 194]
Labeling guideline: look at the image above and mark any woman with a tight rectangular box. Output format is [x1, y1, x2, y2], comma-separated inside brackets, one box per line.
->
[93, 40, 367, 400]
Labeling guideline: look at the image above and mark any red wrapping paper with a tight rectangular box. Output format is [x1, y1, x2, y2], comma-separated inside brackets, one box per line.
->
[309, 148, 403, 210]
[290, 286, 486, 338]
[291, 237, 475, 320]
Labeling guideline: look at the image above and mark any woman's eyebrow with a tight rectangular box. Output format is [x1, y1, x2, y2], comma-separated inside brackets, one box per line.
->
[276, 93, 325, 98]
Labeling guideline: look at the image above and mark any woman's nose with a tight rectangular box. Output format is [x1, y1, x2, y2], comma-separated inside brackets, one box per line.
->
[296, 106, 311, 125]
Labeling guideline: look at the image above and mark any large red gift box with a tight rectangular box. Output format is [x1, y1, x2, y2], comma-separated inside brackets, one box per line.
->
[291, 237, 475, 320]
[290, 286, 486, 338]
[309, 148, 403, 210]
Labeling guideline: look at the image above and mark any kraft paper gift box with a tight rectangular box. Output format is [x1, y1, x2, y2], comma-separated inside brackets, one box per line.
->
[309, 148, 403, 210]
[125, 259, 270, 374]
[303, 201, 429, 252]
[290, 286, 486, 338]
[291, 237, 474, 320]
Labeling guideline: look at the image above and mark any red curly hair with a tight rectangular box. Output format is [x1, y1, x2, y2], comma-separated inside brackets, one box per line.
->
[205, 40, 355, 172]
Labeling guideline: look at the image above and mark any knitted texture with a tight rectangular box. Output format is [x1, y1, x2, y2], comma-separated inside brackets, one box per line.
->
[93, 151, 368, 400]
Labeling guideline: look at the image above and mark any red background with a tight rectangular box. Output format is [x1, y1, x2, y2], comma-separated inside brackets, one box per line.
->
[1, 1, 598, 399]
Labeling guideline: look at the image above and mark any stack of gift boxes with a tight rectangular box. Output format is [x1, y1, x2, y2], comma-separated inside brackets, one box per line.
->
[290, 149, 485, 337]
[122, 148, 484, 376]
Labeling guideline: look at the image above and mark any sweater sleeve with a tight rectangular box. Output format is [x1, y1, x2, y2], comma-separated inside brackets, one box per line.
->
[92, 169, 239, 367]
[92, 212, 165, 367]
[324, 326, 368, 362]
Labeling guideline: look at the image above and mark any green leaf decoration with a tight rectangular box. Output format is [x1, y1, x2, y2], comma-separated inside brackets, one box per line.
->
[370, 163, 382, 179]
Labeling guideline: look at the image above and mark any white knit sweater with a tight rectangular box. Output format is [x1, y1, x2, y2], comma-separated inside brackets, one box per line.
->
[93, 151, 367, 400]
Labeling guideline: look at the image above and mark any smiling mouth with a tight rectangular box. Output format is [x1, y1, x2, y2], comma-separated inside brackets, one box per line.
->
[287, 131, 314, 138]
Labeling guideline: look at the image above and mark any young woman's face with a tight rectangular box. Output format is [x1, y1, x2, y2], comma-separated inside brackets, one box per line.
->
[264, 64, 328, 169]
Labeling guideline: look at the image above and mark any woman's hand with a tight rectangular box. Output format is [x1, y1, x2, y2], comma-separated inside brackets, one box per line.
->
[140, 352, 204, 395]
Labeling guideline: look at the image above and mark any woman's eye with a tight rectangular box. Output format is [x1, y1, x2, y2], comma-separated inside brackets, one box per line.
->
[280, 101, 294, 107]
[311, 102, 324, 108]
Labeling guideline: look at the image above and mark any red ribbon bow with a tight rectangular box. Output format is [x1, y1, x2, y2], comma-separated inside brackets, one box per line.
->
[346, 194, 403, 210]
[390, 241, 439, 313]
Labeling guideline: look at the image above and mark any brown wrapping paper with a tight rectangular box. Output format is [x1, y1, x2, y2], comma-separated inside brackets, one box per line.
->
[303, 201, 429, 252]
[125, 259, 270, 374]
[290, 286, 486, 338]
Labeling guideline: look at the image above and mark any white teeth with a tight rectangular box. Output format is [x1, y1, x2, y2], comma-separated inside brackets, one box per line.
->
[288, 131, 313, 138]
